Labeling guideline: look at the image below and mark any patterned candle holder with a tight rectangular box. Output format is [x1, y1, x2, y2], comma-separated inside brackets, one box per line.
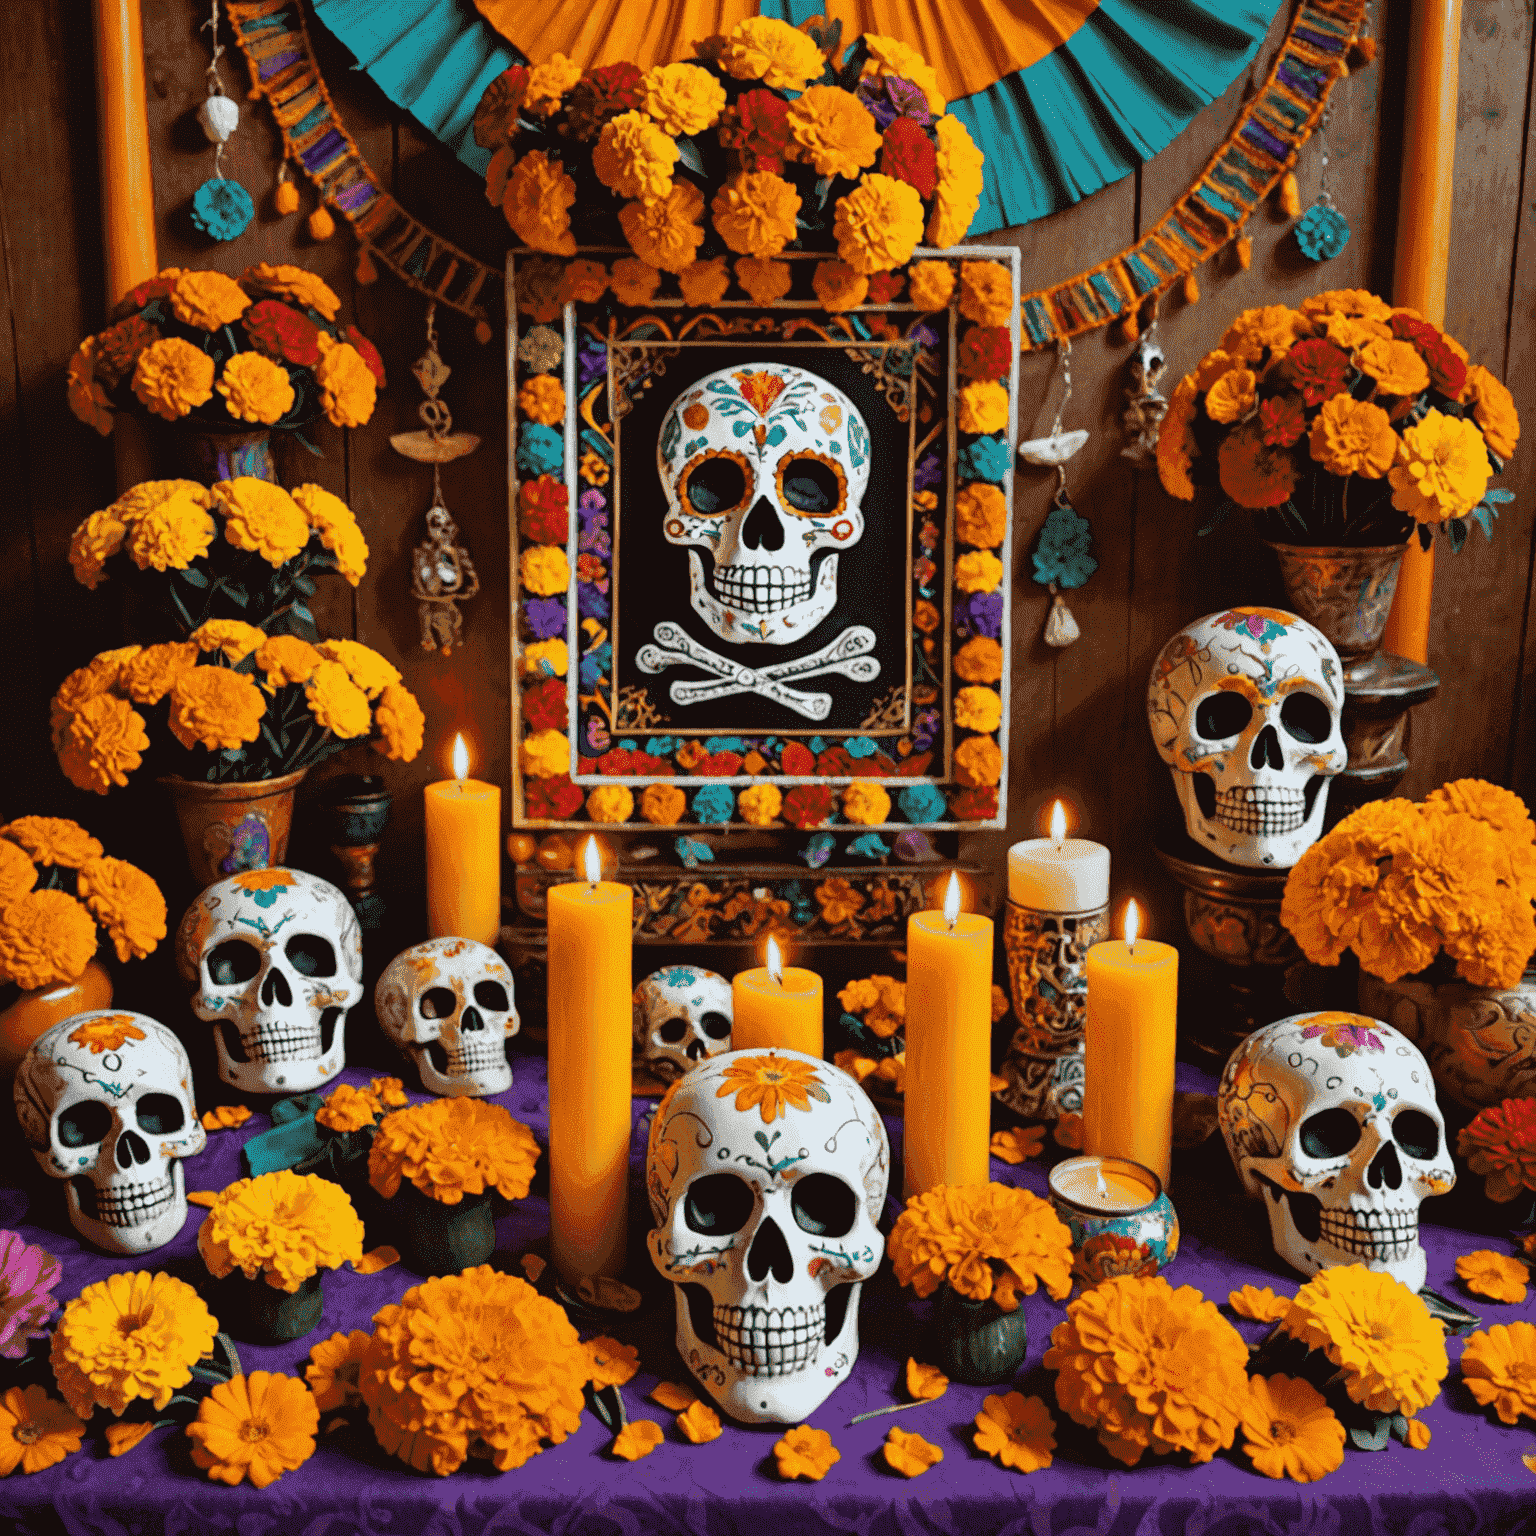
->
[1047, 1155, 1179, 1287]
[995, 898, 1108, 1119]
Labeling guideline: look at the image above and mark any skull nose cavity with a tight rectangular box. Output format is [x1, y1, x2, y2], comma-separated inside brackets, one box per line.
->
[1367, 1141, 1403, 1190]
[1250, 724, 1284, 770]
[746, 1216, 795, 1283]
[741, 495, 784, 552]
[686, 1038, 708, 1060]
[260, 966, 292, 1009]
[116, 1130, 151, 1169]
[461, 1007, 485, 1032]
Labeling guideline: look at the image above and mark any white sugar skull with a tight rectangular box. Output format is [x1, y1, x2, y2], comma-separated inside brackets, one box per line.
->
[1147, 607, 1346, 868]
[14, 1011, 205, 1255]
[633, 965, 732, 1082]
[376, 938, 519, 1097]
[176, 868, 363, 1095]
[658, 363, 870, 645]
[646, 1047, 888, 1423]
[1218, 1012, 1455, 1291]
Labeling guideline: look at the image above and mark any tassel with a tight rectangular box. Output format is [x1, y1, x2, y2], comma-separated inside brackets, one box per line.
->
[1236, 234, 1252, 270]
[355, 247, 378, 285]
[308, 204, 335, 241]
[1351, 35, 1377, 66]
[1279, 172, 1301, 219]
[1044, 589, 1080, 649]
[1119, 308, 1139, 345]
[1183, 271, 1200, 305]
[274, 176, 299, 216]
[475, 320, 493, 345]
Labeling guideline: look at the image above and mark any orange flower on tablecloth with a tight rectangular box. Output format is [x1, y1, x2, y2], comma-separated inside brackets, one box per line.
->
[305, 1330, 371, 1412]
[973, 1391, 1055, 1473]
[677, 1400, 722, 1443]
[990, 1126, 1044, 1165]
[1458, 1098, 1536, 1202]
[1461, 1321, 1536, 1425]
[1240, 1374, 1345, 1483]
[774, 1424, 840, 1480]
[188, 1372, 318, 1488]
[611, 1420, 663, 1460]
[714, 1054, 829, 1123]
[0, 1385, 85, 1476]
[906, 1358, 948, 1402]
[1229, 1284, 1294, 1323]
[1456, 1250, 1529, 1304]
[883, 1424, 942, 1477]
[585, 1337, 639, 1388]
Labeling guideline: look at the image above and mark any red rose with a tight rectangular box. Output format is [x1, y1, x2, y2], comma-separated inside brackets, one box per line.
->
[1280, 338, 1349, 407]
[597, 748, 634, 775]
[957, 326, 1012, 382]
[1390, 313, 1467, 398]
[242, 299, 322, 367]
[950, 787, 998, 820]
[696, 752, 742, 777]
[523, 679, 566, 730]
[817, 747, 854, 778]
[783, 785, 833, 828]
[518, 475, 568, 543]
[1259, 394, 1307, 448]
[473, 65, 529, 150]
[93, 315, 161, 389]
[720, 89, 792, 171]
[524, 773, 584, 819]
[879, 117, 938, 198]
[781, 742, 815, 776]
[345, 325, 387, 387]
[868, 272, 905, 304]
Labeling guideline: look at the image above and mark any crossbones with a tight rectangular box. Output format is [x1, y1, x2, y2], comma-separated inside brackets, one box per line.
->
[636, 622, 880, 722]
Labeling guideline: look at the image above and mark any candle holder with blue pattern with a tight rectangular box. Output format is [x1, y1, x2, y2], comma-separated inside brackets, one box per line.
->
[1047, 1155, 1179, 1287]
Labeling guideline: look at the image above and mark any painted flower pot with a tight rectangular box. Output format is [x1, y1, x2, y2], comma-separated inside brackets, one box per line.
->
[216, 1269, 324, 1344]
[161, 768, 306, 890]
[171, 427, 277, 486]
[934, 1286, 1028, 1386]
[389, 1185, 496, 1275]
[1266, 541, 1407, 679]
[0, 959, 113, 1078]
[1047, 1156, 1180, 1288]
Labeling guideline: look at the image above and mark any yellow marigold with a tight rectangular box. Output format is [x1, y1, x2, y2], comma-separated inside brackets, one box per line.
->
[192, 619, 267, 664]
[56, 694, 148, 795]
[214, 477, 308, 566]
[974, 1391, 1054, 1473]
[188, 1371, 317, 1488]
[1301, 287, 1393, 322]
[75, 855, 165, 962]
[833, 173, 924, 274]
[884, 1424, 942, 1477]
[1427, 777, 1536, 889]
[314, 333, 378, 429]
[959, 261, 1014, 328]
[928, 116, 985, 247]
[735, 257, 792, 305]
[1463, 363, 1520, 459]
[118, 641, 195, 707]
[716, 17, 825, 92]
[0, 842, 35, 910]
[1204, 367, 1258, 424]
[112, 478, 214, 521]
[1456, 1249, 1529, 1304]
[524, 52, 581, 114]
[51, 649, 139, 737]
[610, 257, 661, 307]
[1321, 312, 1392, 350]
[594, 110, 677, 202]
[370, 1097, 540, 1205]
[199, 1171, 364, 1293]
[50, 1271, 218, 1419]
[954, 734, 1002, 788]
[586, 785, 634, 824]
[2, 816, 102, 868]
[170, 270, 251, 330]
[842, 782, 890, 825]
[201, 1104, 252, 1130]
[68, 509, 127, 589]
[168, 667, 265, 752]
[316, 1082, 383, 1133]
[989, 1126, 1044, 1165]
[643, 61, 726, 136]
[954, 686, 1002, 733]
[678, 256, 731, 307]
[1219, 304, 1311, 364]
[520, 544, 570, 597]
[1355, 336, 1431, 397]
[955, 636, 1004, 684]
[955, 483, 1006, 547]
[519, 375, 566, 426]
[774, 1423, 840, 1480]
[1278, 1265, 1447, 1415]
[860, 34, 944, 112]
[955, 550, 1003, 594]
[290, 483, 368, 584]
[1460, 1320, 1536, 1425]
[238, 262, 341, 320]
[611, 1419, 663, 1460]
[503, 151, 577, 256]
[1309, 392, 1397, 478]
[739, 782, 782, 826]
[521, 728, 569, 780]
[0, 889, 97, 991]
[1240, 1374, 1345, 1483]
[255, 634, 321, 690]
[305, 1330, 370, 1412]
[586, 1337, 640, 1389]
[959, 380, 1010, 435]
[1390, 407, 1491, 523]
[786, 84, 881, 180]
[67, 337, 113, 434]
[124, 486, 217, 572]
[215, 351, 295, 425]
[315, 638, 400, 698]
[711, 171, 802, 258]
[1229, 1284, 1294, 1323]
[811, 260, 868, 312]
[305, 660, 372, 740]
[522, 638, 569, 678]
[131, 338, 215, 421]
[640, 781, 686, 824]
[909, 261, 955, 312]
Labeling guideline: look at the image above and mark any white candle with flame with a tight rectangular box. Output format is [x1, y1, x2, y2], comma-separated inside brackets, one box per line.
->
[1007, 800, 1109, 912]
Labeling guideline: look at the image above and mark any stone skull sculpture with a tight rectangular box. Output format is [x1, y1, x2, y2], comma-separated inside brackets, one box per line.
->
[646, 1047, 888, 1423]
[657, 363, 870, 645]
[1147, 607, 1346, 868]
[14, 1011, 205, 1255]
[176, 868, 363, 1095]
[376, 937, 519, 1097]
[1218, 1011, 1455, 1291]
[632, 965, 732, 1082]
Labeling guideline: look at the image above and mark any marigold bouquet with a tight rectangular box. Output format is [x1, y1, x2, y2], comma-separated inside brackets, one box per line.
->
[50, 630, 423, 793]
[475, 20, 983, 291]
[1156, 289, 1518, 550]
[368, 1098, 541, 1206]
[888, 1182, 1073, 1311]
[67, 265, 382, 439]
[1281, 779, 1536, 987]
[0, 817, 165, 991]
[197, 1171, 365, 1293]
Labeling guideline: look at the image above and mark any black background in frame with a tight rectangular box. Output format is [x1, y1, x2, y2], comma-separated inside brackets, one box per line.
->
[613, 339, 930, 736]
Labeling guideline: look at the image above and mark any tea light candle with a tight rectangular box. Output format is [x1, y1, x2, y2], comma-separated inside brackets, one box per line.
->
[732, 937, 823, 1056]
[1049, 1155, 1159, 1213]
[424, 733, 500, 944]
[1047, 1153, 1180, 1286]
[1008, 801, 1110, 911]
[546, 836, 632, 1282]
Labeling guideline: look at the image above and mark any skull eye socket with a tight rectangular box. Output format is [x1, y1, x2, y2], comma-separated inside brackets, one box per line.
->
[285, 935, 336, 978]
[1392, 1108, 1439, 1160]
[657, 1017, 689, 1044]
[700, 1011, 731, 1041]
[685, 455, 749, 516]
[1280, 691, 1333, 745]
[778, 456, 842, 516]
[136, 1093, 185, 1136]
[474, 981, 509, 1012]
[1300, 1107, 1361, 1159]
[684, 1172, 754, 1234]
[208, 939, 261, 987]
[59, 1101, 112, 1148]
[791, 1172, 857, 1237]
[420, 987, 458, 1020]
[1194, 692, 1253, 741]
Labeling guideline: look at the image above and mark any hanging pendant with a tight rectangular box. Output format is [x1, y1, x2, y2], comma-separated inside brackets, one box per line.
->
[1296, 202, 1351, 262]
[1018, 430, 1088, 467]
[1043, 588, 1080, 649]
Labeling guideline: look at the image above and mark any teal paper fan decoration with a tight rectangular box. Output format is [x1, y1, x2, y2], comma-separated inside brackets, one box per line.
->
[1296, 203, 1351, 262]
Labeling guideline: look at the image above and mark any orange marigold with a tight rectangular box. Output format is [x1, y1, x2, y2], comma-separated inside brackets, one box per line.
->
[1308, 393, 1398, 479]
[167, 668, 265, 752]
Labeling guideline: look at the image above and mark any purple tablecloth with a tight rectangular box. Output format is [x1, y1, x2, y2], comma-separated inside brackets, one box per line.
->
[2, 1049, 1534, 1536]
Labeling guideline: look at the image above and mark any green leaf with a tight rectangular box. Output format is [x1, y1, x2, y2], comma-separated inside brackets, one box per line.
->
[1446, 517, 1468, 553]
[1419, 1286, 1481, 1337]
[179, 565, 209, 590]
[295, 574, 317, 596]
[296, 432, 322, 457]
[290, 602, 315, 633]
[1347, 1416, 1392, 1451]
[675, 138, 704, 176]
[1471, 505, 1493, 540]
[1487, 488, 1515, 502]
[583, 1382, 627, 1434]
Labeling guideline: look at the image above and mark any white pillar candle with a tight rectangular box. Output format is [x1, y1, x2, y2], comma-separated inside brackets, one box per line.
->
[1008, 802, 1110, 911]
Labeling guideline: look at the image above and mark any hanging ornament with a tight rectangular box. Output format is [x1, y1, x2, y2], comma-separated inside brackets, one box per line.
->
[273, 161, 299, 216]
[1278, 170, 1302, 219]
[391, 304, 482, 656]
[1121, 313, 1169, 468]
[1018, 336, 1088, 467]
[308, 204, 336, 242]
[1294, 108, 1351, 262]
[190, 1, 254, 241]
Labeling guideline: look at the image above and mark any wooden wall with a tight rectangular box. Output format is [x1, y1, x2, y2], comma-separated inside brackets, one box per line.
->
[3, 0, 1534, 958]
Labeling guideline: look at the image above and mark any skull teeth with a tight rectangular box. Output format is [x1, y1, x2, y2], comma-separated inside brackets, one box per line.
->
[93, 1175, 176, 1227]
[712, 566, 812, 615]
[1212, 785, 1306, 835]
[713, 1303, 823, 1377]
[445, 1037, 508, 1072]
[1317, 1207, 1419, 1261]
[231, 1022, 324, 1064]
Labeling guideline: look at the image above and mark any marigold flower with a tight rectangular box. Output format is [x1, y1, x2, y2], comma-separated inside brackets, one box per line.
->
[955, 549, 1003, 594]
[0, 889, 97, 991]
[211, 349, 295, 426]
[1155, 377, 1199, 500]
[213, 477, 307, 566]
[953, 685, 1001, 734]
[973, 1391, 1054, 1473]
[1462, 363, 1520, 459]
[711, 171, 801, 258]
[239, 262, 341, 320]
[1456, 1249, 1529, 1304]
[611, 1419, 663, 1460]
[643, 62, 726, 136]
[521, 544, 570, 597]
[1228, 1284, 1294, 1323]
[1218, 420, 1298, 508]
[959, 380, 1009, 435]
[1309, 392, 1398, 478]
[583, 785, 631, 824]
[199, 1172, 365, 1292]
[928, 117, 984, 247]
[124, 486, 217, 572]
[170, 269, 250, 331]
[734, 257, 792, 305]
[774, 1423, 840, 1480]
[131, 338, 215, 420]
[522, 728, 570, 780]
[201, 1104, 252, 1131]
[676, 1399, 721, 1443]
[188, 1372, 317, 1488]
[1460, 1320, 1536, 1424]
[678, 256, 731, 307]
[955, 636, 1004, 683]
[641, 782, 686, 824]
[610, 257, 662, 306]
[518, 375, 566, 427]
[954, 734, 1002, 788]
[959, 262, 1014, 328]
[305, 1330, 370, 1412]
[738, 782, 782, 827]
[1355, 336, 1431, 397]
[1458, 1098, 1536, 1202]
[191, 618, 267, 664]
[369, 1098, 540, 1204]
[1259, 393, 1308, 448]
[0, 1385, 85, 1476]
[585, 1336, 640, 1388]
[841, 781, 890, 826]
[1282, 336, 1351, 406]
[989, 1125, 1044, 1165]
[1389, 407, 1491, 523]
[374, 683, 424, 763]
[305, 660, 372, 740]
[314, 334, 378, 428]
[57, 693, 148, 795]
[241, 298, 322, 366]
[67, 509, 127, 589]
[1204, 367, 1258, 424]
[290, 483, 368, 584]
[1240, 1374, 1344, 1482]
[168, 667, 265, 753]
[503, 151, 577, 256]
[315, 638, 399, 698]
[2, 816, 102, 868]
[812, 260, 868, 312]
[254, 634, 320, 691]
[594, 110, 677, 202]
[786, 84, 880, 181]
[716, 17, 825, 92]
[523, 52, 580, 115]
[909, 261, 955, 312]
[67, 337, 114, 433]
[76, 855, 165, 962]
[1220, 304, 1311, 364]
[0, 844, 36, 911]
[879, 115, 939, 197]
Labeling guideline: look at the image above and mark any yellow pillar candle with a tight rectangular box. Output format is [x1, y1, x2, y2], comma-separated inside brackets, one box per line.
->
[547, 837, 632, 1282]
[732, 937, 823, 1056]
[424, 734, 501, 945]
[903, 874, 993, 1198]
[1083, 901, 1179, 1187]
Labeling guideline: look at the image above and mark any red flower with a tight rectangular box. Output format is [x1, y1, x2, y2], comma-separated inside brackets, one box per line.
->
[895, 751, 934, 777]
[577, 756, 599, 774]
[242, 299, 322, 367]
[783, 784, 833, 828]
[523, 679, 566, 730]
[567, 63, 645, 140]
[630, 752, 670, 775]
[879, 117, 938, 198]
[781, 742, 815, 776]
[1390, 313, 1467, 398]
[957, 326, 1012, 381]
[1259, 394, 1307, 447]
[696, 752, 742, 777]
[817, 747, 854, 777]
[524, 773, 584, 819]
[577, 553, 608, 588]
[868, 272, 905, 304]
[1280, 338, 1350, 407]
[93, 315, 161, 388]
[719, 89, 793, 171]
[950, 787, 997, 820]
[345, 326, 387, 387]
[597, 748, 634, 775]
[473, 65, 529, 150]
[518, 475, 568, 543]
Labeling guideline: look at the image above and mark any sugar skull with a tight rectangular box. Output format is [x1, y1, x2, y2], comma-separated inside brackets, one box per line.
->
[632, 965, 732, 1082]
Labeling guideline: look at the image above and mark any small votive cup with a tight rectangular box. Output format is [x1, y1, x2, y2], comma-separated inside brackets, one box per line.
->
[1047, 1154, 1179, 1287]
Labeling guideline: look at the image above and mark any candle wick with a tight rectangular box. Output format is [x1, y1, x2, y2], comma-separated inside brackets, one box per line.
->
[1095, 1167, 1109, 1200]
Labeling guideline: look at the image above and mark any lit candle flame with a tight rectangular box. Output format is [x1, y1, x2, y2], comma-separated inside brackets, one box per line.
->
[943, 871, 961, 930]
[1124, 898, 1140, 955]
[582, 836, 601, 888]
[766, 935, 783, 985]
[1049, 799, 1067, 849]
[450, 733, 469, 783]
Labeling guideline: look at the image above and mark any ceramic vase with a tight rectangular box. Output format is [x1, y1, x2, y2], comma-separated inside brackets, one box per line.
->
[174, 428, 277, 487]
[389, 1185, 496, 1275]
[321, 774, 392, 930]
[933, 1286, 1028, 1386]
[215, 1269, 325, 1343]
[1266, 541, 1408, 680]
[0, 959, 113, 1077]
[161, 768, 307, 890]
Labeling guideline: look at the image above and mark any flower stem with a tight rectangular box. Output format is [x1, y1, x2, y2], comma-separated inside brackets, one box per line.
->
[848, 1401, 926, 1425]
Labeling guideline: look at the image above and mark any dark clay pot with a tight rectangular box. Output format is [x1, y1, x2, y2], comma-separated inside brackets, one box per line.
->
[934, 1286, 1028, 1386]
[390, 1185, 496, 1275]
[217, 1269, 325, 1344]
